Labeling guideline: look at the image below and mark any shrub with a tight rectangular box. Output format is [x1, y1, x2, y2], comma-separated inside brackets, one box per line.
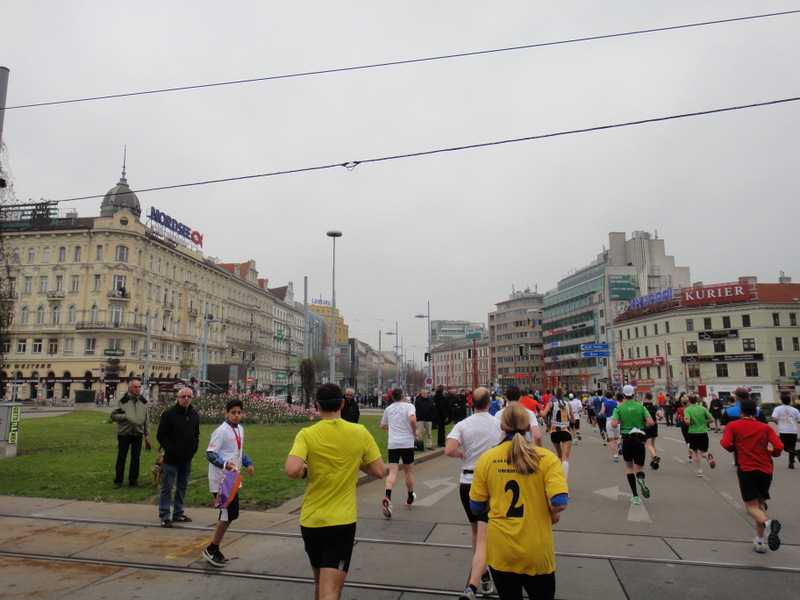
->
[149, 394, 318, 425]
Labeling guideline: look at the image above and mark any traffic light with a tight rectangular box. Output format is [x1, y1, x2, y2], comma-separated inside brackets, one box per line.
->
[468, 349, 472, 359]
[424, 352, 431, 362]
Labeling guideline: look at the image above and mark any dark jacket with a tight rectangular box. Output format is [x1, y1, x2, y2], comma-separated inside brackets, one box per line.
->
[156, 402, 200, 465]
[341, 398, 360, 423]
[414, 394, 435, 422]
[433, 390, 451, 423]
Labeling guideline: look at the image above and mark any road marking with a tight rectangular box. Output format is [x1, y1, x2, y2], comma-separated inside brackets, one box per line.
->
[594, 485, 652, 522]
[415, 477, 459, 507]
[166, 538, 210, 559]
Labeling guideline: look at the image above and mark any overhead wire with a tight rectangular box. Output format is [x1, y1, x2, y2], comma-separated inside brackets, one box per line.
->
[51, 96, 800, 204]
[4, 9, 800, 111]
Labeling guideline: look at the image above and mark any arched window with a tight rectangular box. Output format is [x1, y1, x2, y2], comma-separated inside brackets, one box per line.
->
[36, 306, 45, 324]
[111, 305, 124, 325]
[52, 305, 61, 324]
[21, 306, 29, 324]
[90, 305, 99, 323]
[68, 305, 77, 324]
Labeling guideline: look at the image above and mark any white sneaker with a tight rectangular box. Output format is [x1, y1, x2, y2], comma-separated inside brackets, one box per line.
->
[479, 570, 495, 596]
[753, 536, 767, 554]
[697, 469, 704, 477]
[613, 455, 619, 462]
[381, 497, 392, 518]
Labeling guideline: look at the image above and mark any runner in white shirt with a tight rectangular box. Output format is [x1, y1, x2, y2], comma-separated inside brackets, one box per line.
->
[568, 393, 583, 443]
[771, 393, 800, 469]
[494, 385, 542, 447]
[446, 387, 497, 600]
[380, 389, 417, 517]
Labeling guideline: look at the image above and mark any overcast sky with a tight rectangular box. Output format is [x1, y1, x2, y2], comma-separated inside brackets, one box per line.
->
[2, 1, 799, 361]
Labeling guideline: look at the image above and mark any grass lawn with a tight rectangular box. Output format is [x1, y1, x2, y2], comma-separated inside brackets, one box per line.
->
[0, 411, 425, 510]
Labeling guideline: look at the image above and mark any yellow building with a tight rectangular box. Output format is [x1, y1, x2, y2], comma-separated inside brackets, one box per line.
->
[0, 170, 304, 400]
[307, 300, 349, 348]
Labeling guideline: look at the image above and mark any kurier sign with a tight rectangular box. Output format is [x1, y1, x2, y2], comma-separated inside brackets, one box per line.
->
[681, 282, 749, 308]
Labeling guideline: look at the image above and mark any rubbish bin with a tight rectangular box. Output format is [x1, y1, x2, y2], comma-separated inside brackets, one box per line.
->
[0, 402, 22, 459]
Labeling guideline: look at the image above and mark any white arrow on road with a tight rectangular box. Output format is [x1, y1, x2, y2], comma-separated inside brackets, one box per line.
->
[415, 477, 460, 507]
[593, 485, 653, 523]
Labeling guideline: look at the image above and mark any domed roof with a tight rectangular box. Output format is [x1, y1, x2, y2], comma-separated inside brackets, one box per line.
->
[100, 165, 141, 218]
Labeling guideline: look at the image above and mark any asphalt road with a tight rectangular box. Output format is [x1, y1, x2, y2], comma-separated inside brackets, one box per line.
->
[2, 418, 800, 599]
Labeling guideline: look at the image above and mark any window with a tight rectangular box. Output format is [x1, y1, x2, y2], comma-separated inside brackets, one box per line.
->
[20, 307, 29, 324]
[27, 248, 35, 263]
[17, 339, 27, 353]
[776, 337, 784, 351]
[115, 245, 129, 262]
[716, 364, 729, 377]
[111, 305, 124, 325]
[64, 338, 74, 356]
[36, 306, 45, 324]
[713, 340, 726, 353]
[95, 245, 103, 261]
[634, 327, 639, 338]
[112, 275, 127, 293]
[744, 362, 759, 377]
[645, 345, 650, 357]
[703, 317, 712, 330]
[130, 339, 138, 356]
[667, 342, 672, 355]
[653, 323, 658, 335]
[90, 305, 99, 323]
[688, 365, 700, 378]
[778, 362, 787, 377]
[773, 313, 780, 326]
[23, 276, 33, 293]
[742, 314, 751, 327]
[42, 247, 51, 263]
[48, 339, 58, 355]
[686, 341, 698, 354]
[52, 306, 60, 324]
[722, 315, 731, 328]
[71, 275, 80, 292]
[791, 313, 798, 327]
[73, 246, 82, 262]
[794, 337, 800, 352]
[686, 319, 694, 332]
[148, 255, 154, 270]
[38, 276, 48, 293]
[85, 338, 96, 355]
[93, 275, 101, 291]
[55, 275, 63, 292]
[0, 338, 9, 354]
[32, 339, 43, 354]
[742, 338, 756, 351]
[57, 247, 66, 262]
[108, 338, 122, 350]
[665, 321, 670, 334]
[68, 305, 76, 324]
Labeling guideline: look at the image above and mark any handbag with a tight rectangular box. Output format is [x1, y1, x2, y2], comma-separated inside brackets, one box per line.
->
[215, 468, 243, 508]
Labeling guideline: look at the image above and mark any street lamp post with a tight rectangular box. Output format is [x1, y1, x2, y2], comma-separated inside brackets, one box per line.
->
[327, 230, 342, 385]
[201, 308, 221, 394]
[415, 300, 431, 389]
[385, 326, 399, 389]
[252, 323, 268, 395]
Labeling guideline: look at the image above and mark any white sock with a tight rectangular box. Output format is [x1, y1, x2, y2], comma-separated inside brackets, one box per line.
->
[562, 461, 569, 479]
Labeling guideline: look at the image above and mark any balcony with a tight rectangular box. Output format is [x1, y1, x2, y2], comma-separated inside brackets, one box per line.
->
[75, 321, 147, 332]
[46, 290, 66, 300]
[187, 306, 199, 317]
[107, 289, 131, 300]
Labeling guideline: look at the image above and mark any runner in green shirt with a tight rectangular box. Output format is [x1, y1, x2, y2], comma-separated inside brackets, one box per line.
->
[683, 395, 716, 477]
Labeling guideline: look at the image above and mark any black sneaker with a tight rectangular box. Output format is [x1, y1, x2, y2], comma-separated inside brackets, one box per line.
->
[173, 515, 193, 523]
[160, 519, 173, 528]
[766, 519, 781, 551]
[203, 546, 228, 567]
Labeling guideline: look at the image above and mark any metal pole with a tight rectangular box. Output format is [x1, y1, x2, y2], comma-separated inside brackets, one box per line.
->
[143, 316, 151, 398]
[253, 323, 259, 394]
[378, 331, 382, 391]
[327, 230, 342, 385]
[201, 307, 210, 394]
[395, 321, 400, 389]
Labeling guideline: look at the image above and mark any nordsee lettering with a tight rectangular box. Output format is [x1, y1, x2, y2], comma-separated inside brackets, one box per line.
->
[629, 288, 674, 309]
[149, 207, 204, 247]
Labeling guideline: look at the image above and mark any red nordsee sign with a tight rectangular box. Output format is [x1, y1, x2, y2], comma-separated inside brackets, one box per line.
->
[681, 282, 749, 307]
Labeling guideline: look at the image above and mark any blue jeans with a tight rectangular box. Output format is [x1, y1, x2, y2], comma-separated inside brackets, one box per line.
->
[159, 461, 192, 520]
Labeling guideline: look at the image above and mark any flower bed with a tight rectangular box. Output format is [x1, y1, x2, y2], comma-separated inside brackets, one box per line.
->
[149, 394, 318, 425]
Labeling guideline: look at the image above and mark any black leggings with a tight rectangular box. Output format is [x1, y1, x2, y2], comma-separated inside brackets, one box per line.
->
[489, 568, 555, 600]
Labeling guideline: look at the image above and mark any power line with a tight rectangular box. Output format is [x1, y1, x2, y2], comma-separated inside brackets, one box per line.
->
[52, 96, 800, 204]
[6, 9, 800, 111]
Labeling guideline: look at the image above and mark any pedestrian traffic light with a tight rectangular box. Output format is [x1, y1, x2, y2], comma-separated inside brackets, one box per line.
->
[424, 352, 430, 361]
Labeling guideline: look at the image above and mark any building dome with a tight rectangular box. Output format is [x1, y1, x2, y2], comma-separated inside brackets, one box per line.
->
[100, 165, 141, 218]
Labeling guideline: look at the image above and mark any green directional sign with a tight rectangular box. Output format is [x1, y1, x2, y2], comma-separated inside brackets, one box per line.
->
[275, 373, 287, 380]
[466, 332, 481, 340]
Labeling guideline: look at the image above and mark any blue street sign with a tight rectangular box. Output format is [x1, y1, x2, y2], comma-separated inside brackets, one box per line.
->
[581, 343, 609, 351]
[581, 351, 610, 358]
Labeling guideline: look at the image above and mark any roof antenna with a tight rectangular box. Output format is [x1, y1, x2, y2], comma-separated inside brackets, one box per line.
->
[121, 145, 127, 181]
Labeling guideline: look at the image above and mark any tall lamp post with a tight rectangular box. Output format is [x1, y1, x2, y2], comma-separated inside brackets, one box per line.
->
[252, 323, 268, 395]
[415, 300, 431, 389]
[326, 230, 342, 385]
[201, 309, 221, 394]
[385, 325, 399, 388]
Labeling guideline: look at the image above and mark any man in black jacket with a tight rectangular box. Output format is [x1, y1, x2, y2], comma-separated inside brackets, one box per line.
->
[433, 386, 451, 447]
[341, 388, 361, 423]
[415, 389, 436, 450]
[156, 387, 200, 528]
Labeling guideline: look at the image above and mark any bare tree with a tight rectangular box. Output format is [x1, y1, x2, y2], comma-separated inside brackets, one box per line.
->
[299, 357, 316, 409]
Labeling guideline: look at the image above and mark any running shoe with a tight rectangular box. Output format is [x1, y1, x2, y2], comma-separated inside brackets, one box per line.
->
[637, 477, 650, 499]
[381, 497, 393, 518]
[697, 469, 704, 477]
[576, 432, 582, 441]
[203, 546, 229, 567]
[753, 537, 767, 554]
[405, 492, 417, 508]
[458, 588, 477, 600]
[631, 496, 641, 505]
[480, 570, 495, 596]
[652, 456, 661, 470]
[707, 453, 716, 469]
[613, 455, 619, 462]
[766, 519, 781, 551]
